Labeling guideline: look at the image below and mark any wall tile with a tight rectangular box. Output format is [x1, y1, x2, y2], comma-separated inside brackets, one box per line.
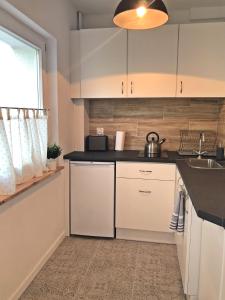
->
[89, 100, 114, 119]
[114, 99, 163, 119]
[89, 98, 221, 151]
[189, 120, 218, 131]
[90, 120, 138, 137]
[137, 119, 189, 151]
[217, 99, 225, 145]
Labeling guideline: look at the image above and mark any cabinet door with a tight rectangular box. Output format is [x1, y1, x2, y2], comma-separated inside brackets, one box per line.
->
[116, 178, 175, 232]
[220, 231, 225, 299]
[80, 28, 127, 98]
[198, 221, 225, 300]
[71, 30, 81, 99]
[177, 23, 225, 97]
[186, 201, 202, 296]
[127, 25, 178, 98]
[70, 162, 114, 237]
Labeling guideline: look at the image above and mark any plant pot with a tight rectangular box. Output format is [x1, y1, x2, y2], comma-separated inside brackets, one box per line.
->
[47, 159, 57, 171]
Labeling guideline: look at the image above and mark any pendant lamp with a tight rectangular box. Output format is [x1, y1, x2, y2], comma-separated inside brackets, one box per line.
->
[113, 0, 169, 30]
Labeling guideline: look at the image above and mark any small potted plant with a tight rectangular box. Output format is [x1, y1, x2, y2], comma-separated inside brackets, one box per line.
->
[47, 144, 62, 171]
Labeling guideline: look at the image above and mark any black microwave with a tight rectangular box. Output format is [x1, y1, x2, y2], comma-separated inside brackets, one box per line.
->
[85, 135, 109, 152]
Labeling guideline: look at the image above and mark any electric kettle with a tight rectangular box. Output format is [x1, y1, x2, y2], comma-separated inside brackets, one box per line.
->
[144, 132, 166, 157]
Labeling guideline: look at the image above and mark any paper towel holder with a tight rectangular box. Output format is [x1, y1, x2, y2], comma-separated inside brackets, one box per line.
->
[115, 131, 126, 151]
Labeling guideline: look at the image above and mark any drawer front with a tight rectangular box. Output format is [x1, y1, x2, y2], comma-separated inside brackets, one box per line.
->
[116, 178, 175, 232]
[116, 162, 176, 180]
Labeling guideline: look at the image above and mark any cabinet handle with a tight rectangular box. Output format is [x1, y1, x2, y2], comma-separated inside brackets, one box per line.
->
[180, 81, 183, 94]
[122, 81, 124, 95]
[139, 190, 152, 194]
[131, 81, 134, 95]
[139, 170, 152, 173]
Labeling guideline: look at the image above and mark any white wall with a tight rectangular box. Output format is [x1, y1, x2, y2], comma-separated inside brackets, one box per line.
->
[7, 0, 78, 154]
[83, 13, 115, 29]
[82, 6, 225, 29]
[0, 2, 77, 299]
[0, 171, 65, 300]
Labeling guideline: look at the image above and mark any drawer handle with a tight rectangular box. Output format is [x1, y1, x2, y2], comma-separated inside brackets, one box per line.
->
[139, 170, 152, 173]
[139, 190, 152, 194]
[180, 81, 183, 94]
[131, 81, 134, 94]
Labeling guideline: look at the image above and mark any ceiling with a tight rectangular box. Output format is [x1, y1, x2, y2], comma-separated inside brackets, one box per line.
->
[72, 0, 225, 15]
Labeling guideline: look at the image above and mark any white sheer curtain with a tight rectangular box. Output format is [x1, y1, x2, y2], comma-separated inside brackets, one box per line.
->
[0, 108, 48, 195]
[0, 109, 15, 195]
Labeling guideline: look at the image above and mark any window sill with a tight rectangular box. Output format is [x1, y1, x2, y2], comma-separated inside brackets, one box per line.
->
[0, 166, 64, 206]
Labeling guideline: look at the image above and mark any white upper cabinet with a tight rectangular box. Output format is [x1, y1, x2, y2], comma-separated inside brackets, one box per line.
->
[80, 28, 127, 98]
[127, 25, 179, 98]
[177, 22, 225, 97]
[71, 22, 225, 99]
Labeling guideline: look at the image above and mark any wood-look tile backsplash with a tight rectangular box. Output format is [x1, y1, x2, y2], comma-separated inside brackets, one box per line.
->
[218, 100, 225, 146]
[89, 99, 223, 151]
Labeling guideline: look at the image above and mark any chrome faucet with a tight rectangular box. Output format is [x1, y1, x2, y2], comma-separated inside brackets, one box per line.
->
[194, 132, 207, 159]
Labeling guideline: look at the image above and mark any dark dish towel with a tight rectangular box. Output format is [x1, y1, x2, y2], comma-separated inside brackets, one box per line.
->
[169, 191, 185, 232]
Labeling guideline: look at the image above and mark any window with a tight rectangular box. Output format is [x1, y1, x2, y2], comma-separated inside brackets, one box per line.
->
[0, 28, 43, 109]
[0, 27, 48, 196]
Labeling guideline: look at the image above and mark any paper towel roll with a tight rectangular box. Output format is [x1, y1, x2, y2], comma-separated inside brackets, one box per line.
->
[115, 131, 125, 151]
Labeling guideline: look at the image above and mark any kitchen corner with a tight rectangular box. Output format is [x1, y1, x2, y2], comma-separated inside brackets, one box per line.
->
[64, 149, 225, 228]
[2, 1, 225, 299]
[67, 26, 225, 294]
[64, 145, 225, 299]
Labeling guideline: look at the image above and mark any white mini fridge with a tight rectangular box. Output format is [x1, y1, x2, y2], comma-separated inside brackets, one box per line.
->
[70, 161, 115, 238]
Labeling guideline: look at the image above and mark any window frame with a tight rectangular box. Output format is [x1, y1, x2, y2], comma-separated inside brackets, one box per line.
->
[0, 8, 46, 109]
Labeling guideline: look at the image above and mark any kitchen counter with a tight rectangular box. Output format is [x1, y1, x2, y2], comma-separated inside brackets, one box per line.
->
[64, 150, 225, 229]
[176, 160, 225, 228]
[63, 150, 180, 163]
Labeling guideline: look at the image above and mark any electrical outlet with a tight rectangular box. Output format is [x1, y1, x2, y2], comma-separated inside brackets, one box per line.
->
[96, 128, 104, 135]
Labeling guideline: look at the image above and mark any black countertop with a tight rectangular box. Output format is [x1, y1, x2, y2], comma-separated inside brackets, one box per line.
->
[176, 160, 225, 228]
[64, 150, 225, 228]
[64, 150, 180, 163]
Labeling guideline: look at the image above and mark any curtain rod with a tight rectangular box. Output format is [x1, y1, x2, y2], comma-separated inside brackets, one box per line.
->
[0, 107, 49, 111]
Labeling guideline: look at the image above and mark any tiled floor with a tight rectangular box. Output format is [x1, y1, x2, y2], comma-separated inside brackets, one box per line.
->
[20, 237, 185, 300]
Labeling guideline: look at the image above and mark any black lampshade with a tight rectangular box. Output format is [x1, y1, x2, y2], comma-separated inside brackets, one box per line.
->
[113, 0, 169, 30]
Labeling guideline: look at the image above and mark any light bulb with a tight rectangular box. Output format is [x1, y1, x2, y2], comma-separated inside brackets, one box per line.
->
[136, 6, 147, 18]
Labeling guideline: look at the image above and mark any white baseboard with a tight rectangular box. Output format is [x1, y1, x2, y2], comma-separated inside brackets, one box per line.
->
[116, 228, 175, 244]
[10, 232, 65, 300]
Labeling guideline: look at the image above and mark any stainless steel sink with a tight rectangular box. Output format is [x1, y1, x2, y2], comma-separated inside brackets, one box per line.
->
[186, 158, 224, 169]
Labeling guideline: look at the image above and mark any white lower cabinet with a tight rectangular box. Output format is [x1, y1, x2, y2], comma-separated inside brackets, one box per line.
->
[116, 162, 176, 243]
[177, 198, 202, 299]
[198, 221, 225, 300]
[221, 232, 225, 299]
[175, 170, 202, 300]
[176, 170, 225, 300]
[116, 178, 175, 232]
